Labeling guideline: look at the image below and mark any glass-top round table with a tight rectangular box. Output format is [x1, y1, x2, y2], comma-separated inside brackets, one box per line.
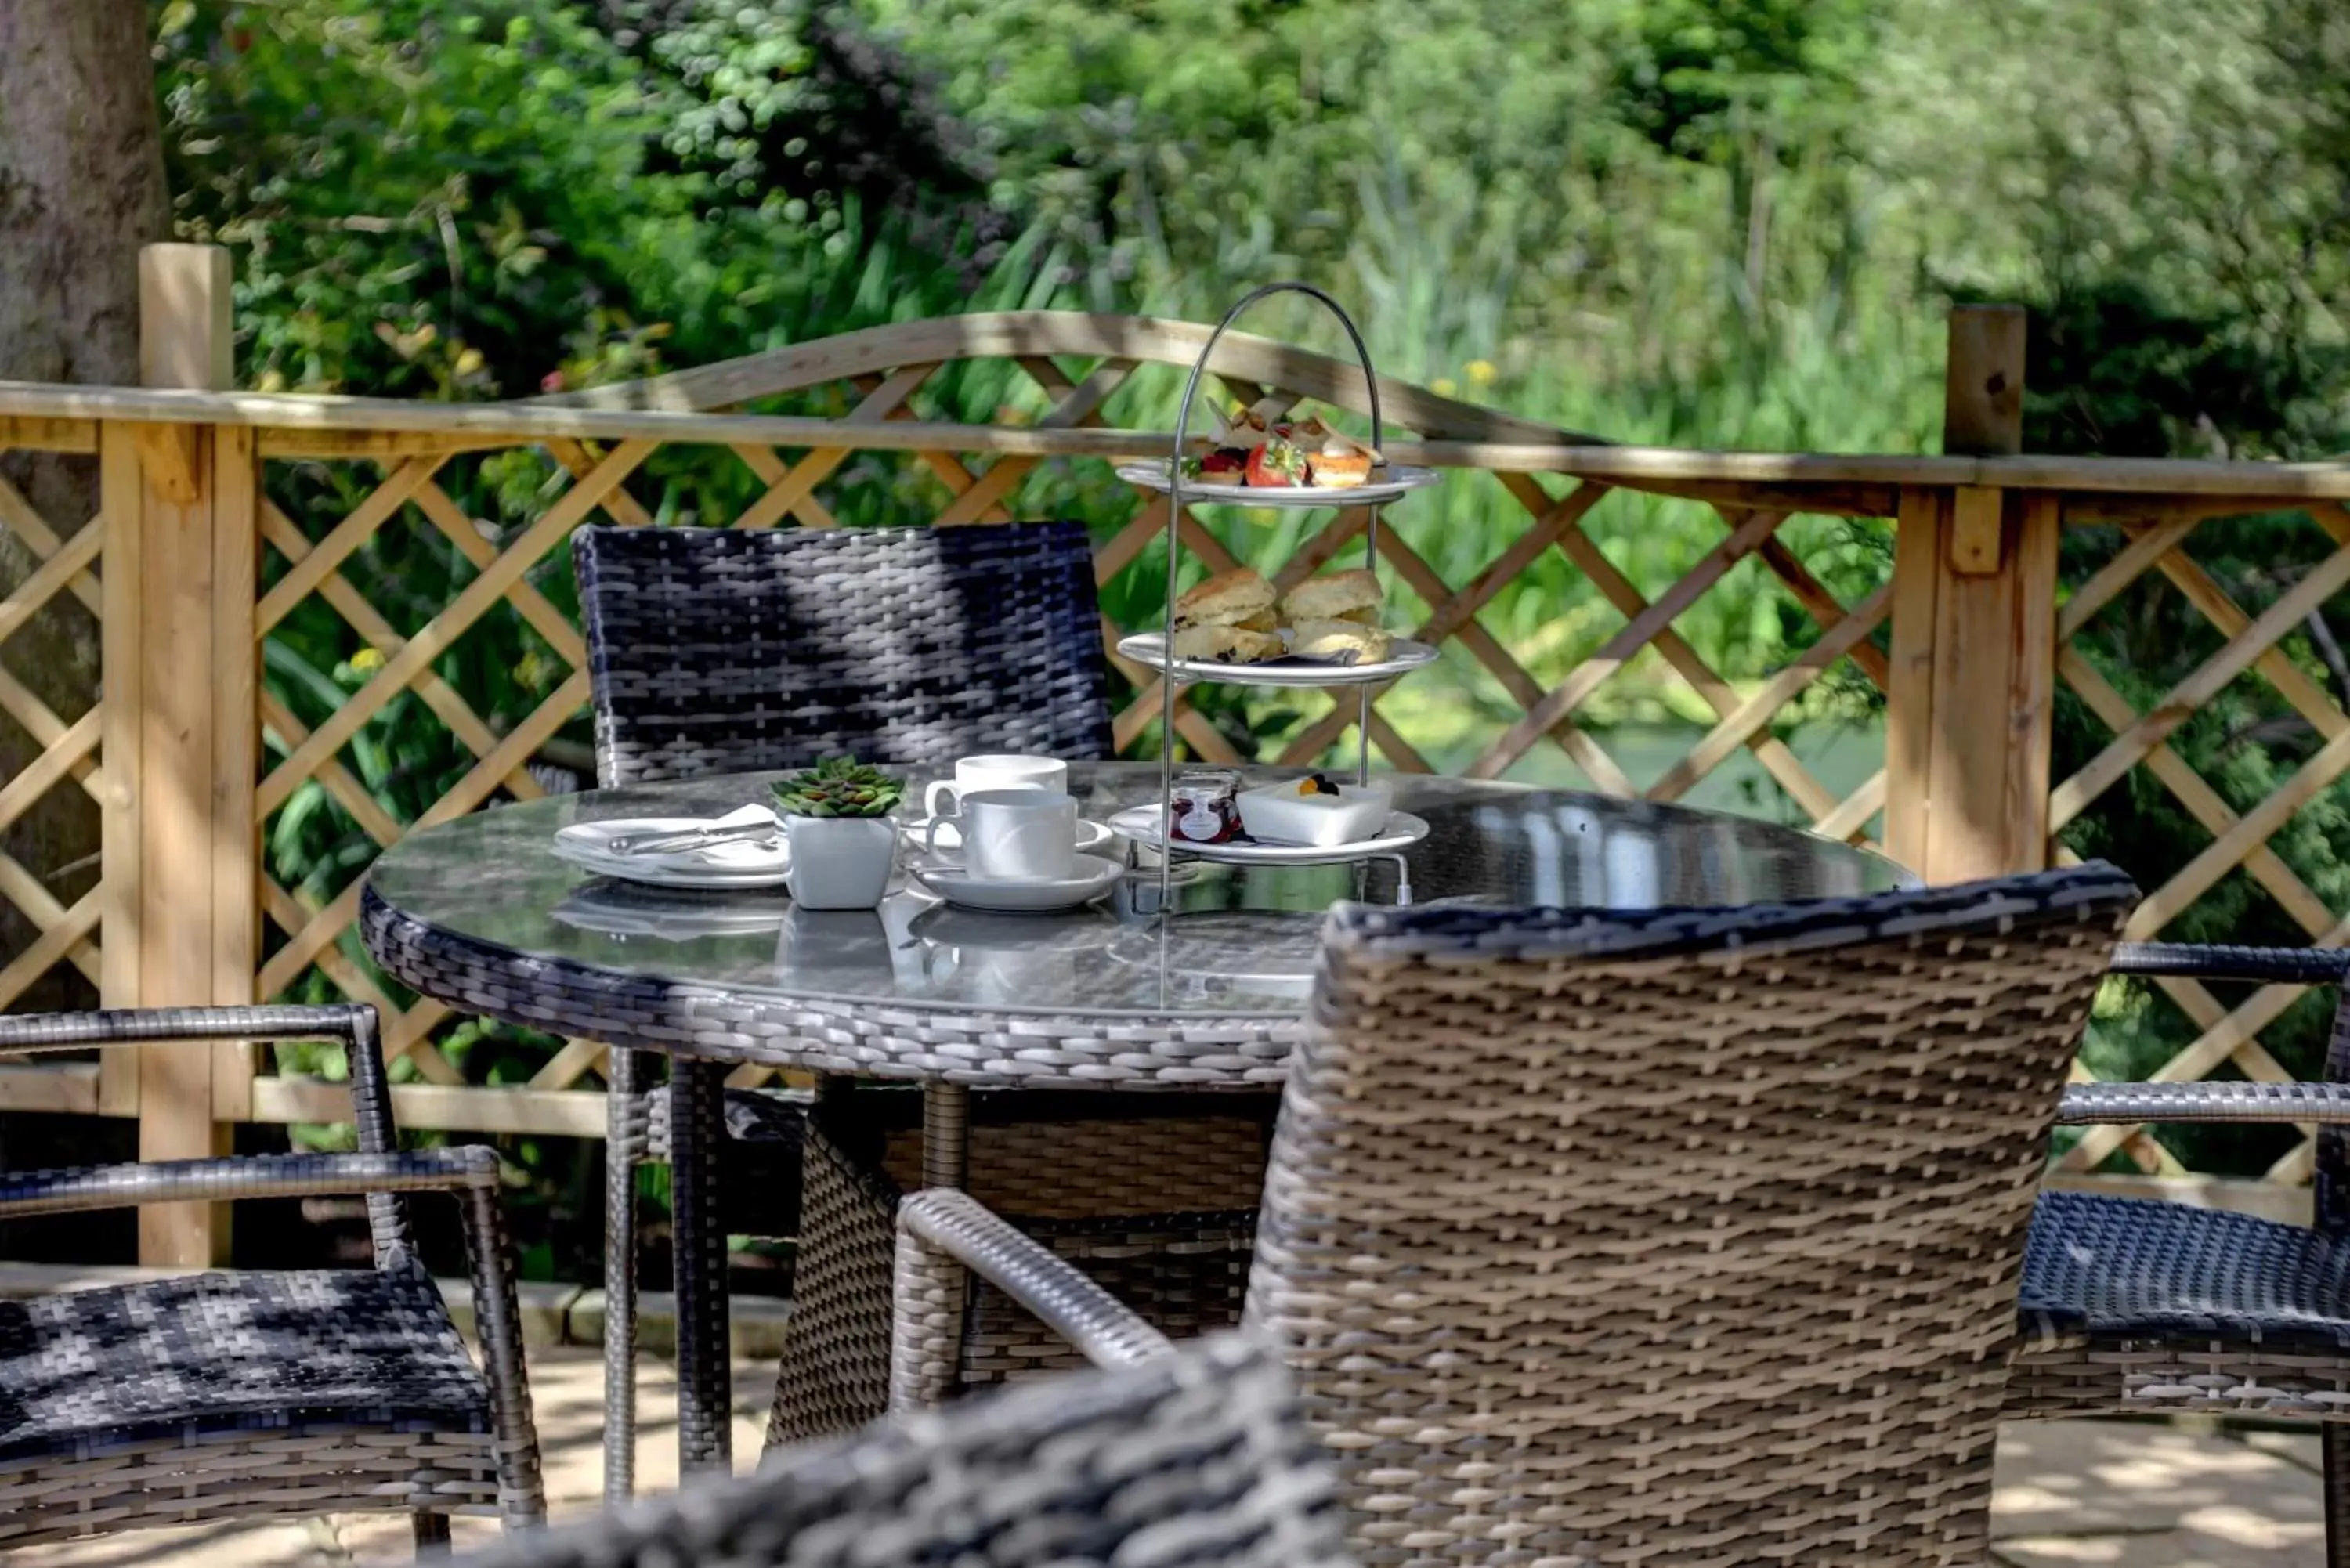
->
[362, 761, 1904, 1084]
[360, 761, 1904, 1479]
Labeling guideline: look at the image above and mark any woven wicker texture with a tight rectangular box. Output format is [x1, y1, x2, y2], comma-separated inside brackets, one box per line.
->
[572, 519, 1119, 1492]
[767, 1091, 1274, 1448]
[464, 1334, 1352, 1568]
[1244, 865, 2136, 1568]
[572, 521, 1114, 786]
[0, 1263, 486, 1459]
[2012, 1189, 2350, 1419]
[0, 1006, 544, 1545]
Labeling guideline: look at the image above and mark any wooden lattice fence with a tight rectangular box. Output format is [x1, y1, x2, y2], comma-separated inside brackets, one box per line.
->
[8, 247, 2350, 1262]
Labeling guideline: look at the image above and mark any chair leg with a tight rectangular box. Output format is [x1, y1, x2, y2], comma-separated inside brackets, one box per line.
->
[412, 1510, 451, 1555]
[461, 1183, 548, 1527]
[603, 1048, 647, 1503]
[2326, 1423, 2350, 1568]
[671, 1058, 733, 1477]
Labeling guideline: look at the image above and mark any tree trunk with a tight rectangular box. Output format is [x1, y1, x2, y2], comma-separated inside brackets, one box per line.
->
[0, 0, 170, 1010]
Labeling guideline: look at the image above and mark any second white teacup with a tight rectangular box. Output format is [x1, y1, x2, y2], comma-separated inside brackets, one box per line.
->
[923, 754, 1067, 820]
[924, 789, 1077, 881]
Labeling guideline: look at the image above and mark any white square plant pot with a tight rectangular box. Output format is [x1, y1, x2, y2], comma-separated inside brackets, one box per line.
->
[783, 815, 898, 909]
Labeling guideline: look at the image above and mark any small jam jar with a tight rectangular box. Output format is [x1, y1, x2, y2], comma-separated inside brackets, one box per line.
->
[1168, 768, 1242, 844]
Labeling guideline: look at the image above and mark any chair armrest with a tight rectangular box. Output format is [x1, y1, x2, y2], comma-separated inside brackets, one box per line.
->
[0, 1147, 500, 1220]
[891, 1190, 1171, 1411]
[0, 1004, 368, 1053]
[2110, 943, 2350, 985]
[0, 1002, 400, 1145]
[2058, 1081, 2350, 1125]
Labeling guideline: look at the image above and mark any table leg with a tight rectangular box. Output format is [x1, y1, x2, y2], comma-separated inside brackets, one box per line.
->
[923, 1082, 970, 1188]
[890, 1082, 974, 1411]
[602, 1046, 646, 1502]
[669, 1058, 732, 1476]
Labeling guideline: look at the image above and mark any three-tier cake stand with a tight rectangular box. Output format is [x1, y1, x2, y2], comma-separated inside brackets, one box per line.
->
[1110, 281, 1442, 911]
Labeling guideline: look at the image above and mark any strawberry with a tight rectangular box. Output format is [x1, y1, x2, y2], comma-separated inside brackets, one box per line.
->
[1245, 439, 1307, 487]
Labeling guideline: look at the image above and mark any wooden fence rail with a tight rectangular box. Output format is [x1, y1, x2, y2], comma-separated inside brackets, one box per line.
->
[3, 243, 2348, 1262]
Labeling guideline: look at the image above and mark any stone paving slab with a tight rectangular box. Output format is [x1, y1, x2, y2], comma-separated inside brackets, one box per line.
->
[1, 1347, 2329, 1566]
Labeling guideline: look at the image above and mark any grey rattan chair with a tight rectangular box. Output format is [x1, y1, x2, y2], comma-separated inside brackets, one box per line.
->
[2024, 940, 2350, 1566]
[454, 1333, 1352, 1568]
[577, 521, 1269, 1490]
[893, 866, 2138, 1568]
[0, 1004, 543, 1552]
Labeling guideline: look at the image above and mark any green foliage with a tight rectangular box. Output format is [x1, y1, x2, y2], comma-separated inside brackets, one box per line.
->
[142, 0, 2350, 1205]
[772, 757, 906, 818]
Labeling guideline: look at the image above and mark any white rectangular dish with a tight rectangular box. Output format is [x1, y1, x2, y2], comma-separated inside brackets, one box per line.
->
[1234, 781, 1394, 848]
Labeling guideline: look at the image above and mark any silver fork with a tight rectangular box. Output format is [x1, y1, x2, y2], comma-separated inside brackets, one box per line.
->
[602, 820, 779, 857]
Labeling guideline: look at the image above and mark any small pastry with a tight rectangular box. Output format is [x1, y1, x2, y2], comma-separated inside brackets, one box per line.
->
[1288, 618, 1392, 664]
[1280, 568, 1382, 626]
[1172, 623, 1285, 664]
[1198, 446, 1249, 479]
[1173, 567, 1275, 630]
[1307, 448, 1372, 487]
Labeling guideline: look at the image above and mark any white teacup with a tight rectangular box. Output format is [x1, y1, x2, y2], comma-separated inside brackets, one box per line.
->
[923, 754, 1067, 820]
[924, 789, 1077, 881]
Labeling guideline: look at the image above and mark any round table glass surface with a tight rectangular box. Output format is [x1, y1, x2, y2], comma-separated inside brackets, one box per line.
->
[363, 763, 1909, 1024]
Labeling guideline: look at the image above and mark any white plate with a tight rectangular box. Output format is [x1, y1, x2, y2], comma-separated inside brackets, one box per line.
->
[1116, 631, 1440, 688]
[1116, 460, 1441, 508]
[1108, 805, 1430, 865]
[554, 815, 792, 890]
[909, 853, 1126, 912]
[902, 816, 1119, 857]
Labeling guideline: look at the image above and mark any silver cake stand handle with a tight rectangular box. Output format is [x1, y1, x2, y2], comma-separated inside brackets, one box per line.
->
[1159, 282, 1389, 920]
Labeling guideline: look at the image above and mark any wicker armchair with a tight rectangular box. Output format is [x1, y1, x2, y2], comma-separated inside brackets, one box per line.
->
[0, 1005, 543, 1552]
[2022, 940, 2350, 1566]
[577, 521, 1269, 1490]
[454, 1333, 1351, 1568]
[892, 866, 2138, 1568]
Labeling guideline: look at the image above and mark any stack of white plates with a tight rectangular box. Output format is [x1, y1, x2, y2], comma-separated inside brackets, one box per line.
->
[552, 807, 790, 890]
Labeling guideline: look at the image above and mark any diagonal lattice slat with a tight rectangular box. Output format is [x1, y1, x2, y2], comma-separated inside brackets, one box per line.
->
[198, 341, 1905, 1143]
[0, 468, 103, 1013]
[2051, 505, 2350, 1179]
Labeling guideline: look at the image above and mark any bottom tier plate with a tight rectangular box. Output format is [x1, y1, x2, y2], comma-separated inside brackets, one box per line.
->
[1107, 804, 1430, 865]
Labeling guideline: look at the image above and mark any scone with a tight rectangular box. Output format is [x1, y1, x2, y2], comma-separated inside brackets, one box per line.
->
[1172, 623, 1286, 664]
[1307, 449, 1373, 487]
[1173, 566, 1275, 630]
[1280, 568, 1381, 626]
[1288, 617, 1392, 664]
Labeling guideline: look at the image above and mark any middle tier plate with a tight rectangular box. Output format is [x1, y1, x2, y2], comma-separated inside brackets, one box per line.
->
[1109, 805, 1430, 865]
[1117, 630, 1439, 688]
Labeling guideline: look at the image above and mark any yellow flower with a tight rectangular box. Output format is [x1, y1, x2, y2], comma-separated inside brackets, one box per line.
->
[1466, 359, 1497, 388]
[1430, 376, 1459, 398]
[454, 347, 485, 376]
[350, 647, 385, 674]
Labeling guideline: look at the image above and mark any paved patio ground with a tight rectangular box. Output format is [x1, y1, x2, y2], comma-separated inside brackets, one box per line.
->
[4, 1347, 2326, 1566]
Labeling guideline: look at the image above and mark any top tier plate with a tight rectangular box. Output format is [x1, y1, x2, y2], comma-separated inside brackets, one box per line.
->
[1116, 458, 1441, 508]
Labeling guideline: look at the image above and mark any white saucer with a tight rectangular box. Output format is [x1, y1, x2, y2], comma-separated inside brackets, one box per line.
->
[909, 853, 1126, 912]
[902, 815, 1118, 857]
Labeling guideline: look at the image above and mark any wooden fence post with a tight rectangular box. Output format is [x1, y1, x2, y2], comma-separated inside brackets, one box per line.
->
[1884, 304, 2059, 883]
[100, 242, 255, 1267]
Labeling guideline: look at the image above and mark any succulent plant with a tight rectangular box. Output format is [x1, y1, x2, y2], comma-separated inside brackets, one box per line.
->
[771, 756, 906, 818]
